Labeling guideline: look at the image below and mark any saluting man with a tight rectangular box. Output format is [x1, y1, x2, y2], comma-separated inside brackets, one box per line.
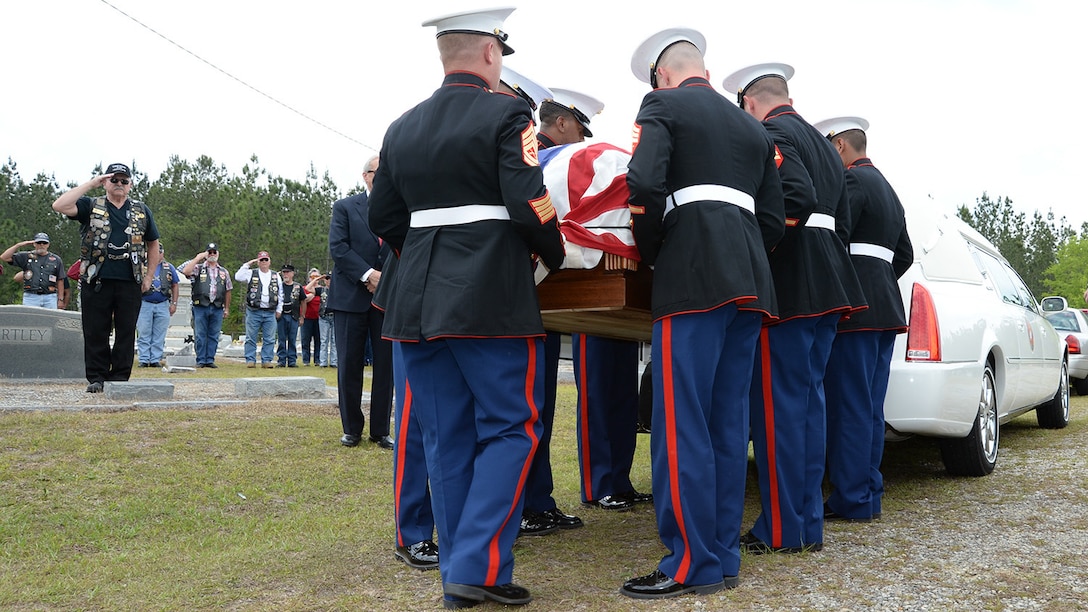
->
[368, 8, 564, 609]
[622, 29, 784, 599]
[722, 63, 866, 555]
[813, 116, 913, 523]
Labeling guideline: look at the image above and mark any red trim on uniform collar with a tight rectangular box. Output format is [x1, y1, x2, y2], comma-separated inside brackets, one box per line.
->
[764, 104, 799, 121]
[679, 76, 713, 89]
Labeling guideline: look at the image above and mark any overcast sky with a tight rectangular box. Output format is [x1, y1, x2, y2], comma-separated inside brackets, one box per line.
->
[3, 0, 1084, 227]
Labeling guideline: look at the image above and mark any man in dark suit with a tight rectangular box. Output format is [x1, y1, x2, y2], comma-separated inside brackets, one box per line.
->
[368, 8, 564, 608]
[328, 154, 393, 450]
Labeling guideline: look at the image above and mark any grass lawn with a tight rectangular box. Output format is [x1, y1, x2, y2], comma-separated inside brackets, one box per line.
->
[2, 375, 1086, 610]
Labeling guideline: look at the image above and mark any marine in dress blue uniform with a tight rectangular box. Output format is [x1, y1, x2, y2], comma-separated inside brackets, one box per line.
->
[621, 29, 785, 599]
[495, 70, 584, 535]
[723, 63, 867, 554]
[813, 116, 914, 522]
[367, 8, 564, 609]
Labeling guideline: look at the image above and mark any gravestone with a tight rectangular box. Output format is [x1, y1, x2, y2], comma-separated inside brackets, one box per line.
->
[0, 305, 84, 379]
[164, 280, 195, 352]
[235, 376, 326, 399]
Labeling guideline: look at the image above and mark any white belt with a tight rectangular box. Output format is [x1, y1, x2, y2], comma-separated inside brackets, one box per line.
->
[806, 213, 835, 231]
[850, 242, 894, 263]
[410, 205, 510, 228]
[665, 184, 755, 215]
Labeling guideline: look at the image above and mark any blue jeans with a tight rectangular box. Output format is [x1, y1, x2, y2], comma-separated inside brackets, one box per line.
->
[245, 307, 277, 364]
[136, 300, 171, 364]
[299, 317, 320, 365]
[318, 315, 336, 366]
[192, 304, 225, 365]
[277, 315, 300, 366]
[23, 292, 58, 309]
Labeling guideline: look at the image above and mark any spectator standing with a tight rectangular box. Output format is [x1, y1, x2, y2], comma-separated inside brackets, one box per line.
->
[317, 272, 336, 367]
[235, 251, 283, 368]
[276, 263, 303, 367]
[135, 243, 179, 367]
[181, 243, 232, 368]
[52, 162, 161, 392]
[299, 268, 323, 366]
[328, 155, 393, 449]
[1, 232, 66, 309]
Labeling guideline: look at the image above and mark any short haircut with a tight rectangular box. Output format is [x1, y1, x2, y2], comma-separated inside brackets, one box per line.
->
[837, 129, 867, 151]
[745, 75, 790, 102]
[538, 101, 575, 127]
[658, 41, 704, 73]
[365, 155, 379, 173]
[438, 33, 489, 64]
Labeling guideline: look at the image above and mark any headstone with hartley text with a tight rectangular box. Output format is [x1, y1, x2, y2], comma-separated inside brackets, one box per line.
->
[0, 305, 85, 379]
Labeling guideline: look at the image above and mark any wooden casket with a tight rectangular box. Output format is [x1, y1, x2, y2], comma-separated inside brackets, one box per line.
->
[537, 255, 653, 342]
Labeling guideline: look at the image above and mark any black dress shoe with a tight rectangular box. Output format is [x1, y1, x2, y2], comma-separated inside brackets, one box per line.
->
[369, 435, 394, 450]
[86, 381, 103, 393]
[195, 363, 206, 368]
[823, 502, 872, 523]
[623, 490, 654, 504]
[442, 596, 478, 610]
[340, 434, 361, 447]
[542, 507, 583, 529]
[444, 582, 531, 605]
[394, 540, 439, 570]
[741, 530, 823, 555]
[205, 362, 218, 369]
[620, 569, 724, 599]
[519, 511, 558, 536]
[585, 494, 634, 511]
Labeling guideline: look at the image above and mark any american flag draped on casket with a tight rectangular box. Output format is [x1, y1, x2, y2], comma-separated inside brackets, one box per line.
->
[536, 141, 653, 341]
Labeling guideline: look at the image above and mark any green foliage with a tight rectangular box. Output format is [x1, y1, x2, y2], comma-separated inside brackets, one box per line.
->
[2, 156, 341, 329]
[1047, 237, 1088, 308]
[957, 193, 1075, 299]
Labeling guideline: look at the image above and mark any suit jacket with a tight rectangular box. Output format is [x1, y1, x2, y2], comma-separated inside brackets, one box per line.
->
[627, 76, 785, 321]
[368, 71, 564, 341]
[328, 191, 388, 314]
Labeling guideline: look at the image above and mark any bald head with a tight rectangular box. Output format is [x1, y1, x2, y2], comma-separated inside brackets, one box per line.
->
[654, 41, 706, 88]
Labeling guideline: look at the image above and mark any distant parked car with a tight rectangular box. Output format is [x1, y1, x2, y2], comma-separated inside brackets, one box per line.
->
[883, 205, 1069, 477]
[1041, 296, 1088, 395]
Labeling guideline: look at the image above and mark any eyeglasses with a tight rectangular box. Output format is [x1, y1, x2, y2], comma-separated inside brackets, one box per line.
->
[364, 170, 375, 175]
[258, 258, 269, 262]
[34, 241, 49, 245]
[109, 177, 131, 185]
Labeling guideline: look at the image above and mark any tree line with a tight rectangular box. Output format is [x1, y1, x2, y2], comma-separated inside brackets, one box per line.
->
[3, 155, 1086, 327]
[1, 156, 355, 334]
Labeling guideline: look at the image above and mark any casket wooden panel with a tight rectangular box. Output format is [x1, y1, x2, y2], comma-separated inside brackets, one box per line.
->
[537, 265, 652, 342]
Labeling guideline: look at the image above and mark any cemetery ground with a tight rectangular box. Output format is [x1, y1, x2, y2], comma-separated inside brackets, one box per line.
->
[2, 365, 1087, 611]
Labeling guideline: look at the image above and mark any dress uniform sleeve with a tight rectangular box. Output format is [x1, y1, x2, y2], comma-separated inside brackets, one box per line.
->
[496, 103, 565, 271]
[840, 170, 865, 241]
[626, 93, 672, 266]
[368, 159, 410, 254]
[764, 122, 817, 232]
[754, 133, 786, 253]
[892, 222, 914, 278]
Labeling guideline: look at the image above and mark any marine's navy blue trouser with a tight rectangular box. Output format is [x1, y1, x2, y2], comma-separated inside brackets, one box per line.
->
[651, 304, 761, 585]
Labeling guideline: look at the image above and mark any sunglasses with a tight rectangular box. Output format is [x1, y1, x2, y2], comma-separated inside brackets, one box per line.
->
[109, 177, 131, 185]
[34, 241, 49, 245]
[258, 258, 269, 262]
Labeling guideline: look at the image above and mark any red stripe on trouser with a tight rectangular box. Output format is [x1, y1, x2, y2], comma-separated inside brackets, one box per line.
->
[576, 336, 594, 499]
[759, 327, 783, 547]
[485, 338, 541, 585]
[393, 379, 413, 547]
[662, 318, 693, 582]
